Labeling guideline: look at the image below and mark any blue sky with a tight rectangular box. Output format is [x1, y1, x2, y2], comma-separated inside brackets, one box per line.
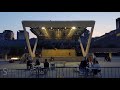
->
[0, 12, 120, 39]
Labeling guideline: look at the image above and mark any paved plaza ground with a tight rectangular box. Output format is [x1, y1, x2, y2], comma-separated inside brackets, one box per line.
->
[0, 57, 120, 78]
[0, 57, 120, 69]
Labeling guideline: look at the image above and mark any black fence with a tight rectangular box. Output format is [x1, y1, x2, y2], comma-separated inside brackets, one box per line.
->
[0, 67, 120, 78]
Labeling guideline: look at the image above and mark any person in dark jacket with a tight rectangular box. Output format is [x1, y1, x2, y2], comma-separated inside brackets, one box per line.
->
[43, 59, 49, 74]
[35, 59, 40, 66]
[44, 59, 49, 68]
[79, 57, 88, 75]
[104, 55, 108, 61]
[27, 60, 31, 69]
[26, 57, 32, 70]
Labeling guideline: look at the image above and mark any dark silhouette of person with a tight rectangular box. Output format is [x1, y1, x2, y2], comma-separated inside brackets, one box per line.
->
[104, 55, 108, 61]
[50, 57, 54, 61]
[79, 57, 88, 76]
[79, 60, 88, 69]
[26, 57, 32, 69]
[35, 59, 40, 66]
[69, 52, 71, 56]
[108, 56, 111, 62]
[43, 59, 49, 74]
[93, 58, 95, 63]
[23, 54, 27, 63]
[44, 59, 49, 68]
[27, 60, 30, 69]
[30, 60, 33, 69]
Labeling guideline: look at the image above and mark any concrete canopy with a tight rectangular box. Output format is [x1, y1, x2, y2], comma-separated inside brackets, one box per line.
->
[22, 21, 95, 39]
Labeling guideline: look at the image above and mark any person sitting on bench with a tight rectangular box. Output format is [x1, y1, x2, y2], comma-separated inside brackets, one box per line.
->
[35, 58, 40, 66]
[92, 60, 101, 76]
[79, 57, 88, 75]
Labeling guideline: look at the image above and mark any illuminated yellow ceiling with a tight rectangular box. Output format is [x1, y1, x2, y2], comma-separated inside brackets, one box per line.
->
[22, 21, 95, 39]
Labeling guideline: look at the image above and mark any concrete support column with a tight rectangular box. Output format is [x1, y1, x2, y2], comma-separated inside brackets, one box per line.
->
[92, 53, 94, 58]
[109, 52, 112, 59]
[23, 26, 35, 58]
[33, 38, 38, 55]
[85, 27, 94, 57]
[78, 37, 86, 57]
[78, 27, 94, 58]
[5, 53, 7, 61]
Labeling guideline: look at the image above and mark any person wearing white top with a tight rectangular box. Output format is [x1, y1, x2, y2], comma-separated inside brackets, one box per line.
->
[88, 62, 93, 68]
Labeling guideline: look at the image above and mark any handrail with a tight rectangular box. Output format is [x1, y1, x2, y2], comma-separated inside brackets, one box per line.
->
[1, 67, 120, 70]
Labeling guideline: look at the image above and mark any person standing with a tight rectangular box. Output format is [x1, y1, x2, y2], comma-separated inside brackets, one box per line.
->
[35, 59, 40, 66]
[26, 57, 30, 70]
[44, 59, 49, 68]
[26, 57, 33, 70]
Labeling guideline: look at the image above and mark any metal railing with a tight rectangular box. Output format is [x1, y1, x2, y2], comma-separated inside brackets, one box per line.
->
[0, 67, 120, 78]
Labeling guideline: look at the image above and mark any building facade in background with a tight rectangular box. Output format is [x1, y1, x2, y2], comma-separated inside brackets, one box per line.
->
[0, 30, 14, 40]
[3, 30, 14, 40]
[17, 30, 29, 40]
[116, 18, 120, 29]
[0, 33, 4, 40]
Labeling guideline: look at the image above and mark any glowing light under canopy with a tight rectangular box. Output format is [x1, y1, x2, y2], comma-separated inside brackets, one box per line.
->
[41, 27, 45, 30]
[71, 26, 76, 30]
[11, 57, 19, 60]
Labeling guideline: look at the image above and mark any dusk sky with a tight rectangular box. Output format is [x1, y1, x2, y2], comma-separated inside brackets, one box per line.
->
[0, 12, 120, 39]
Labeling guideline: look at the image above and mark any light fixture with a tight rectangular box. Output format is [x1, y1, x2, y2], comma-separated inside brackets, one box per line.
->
[71, 26, 76, 30]
[41, 27, 45, 30]
[11, 57, 20, 60]
[51, 27, 52, 29]
[65, 27, 66, 29]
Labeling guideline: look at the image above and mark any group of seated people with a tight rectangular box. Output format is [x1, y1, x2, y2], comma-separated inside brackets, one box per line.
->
[26, 57, 49, 70]
[79, 55, 101, 77]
